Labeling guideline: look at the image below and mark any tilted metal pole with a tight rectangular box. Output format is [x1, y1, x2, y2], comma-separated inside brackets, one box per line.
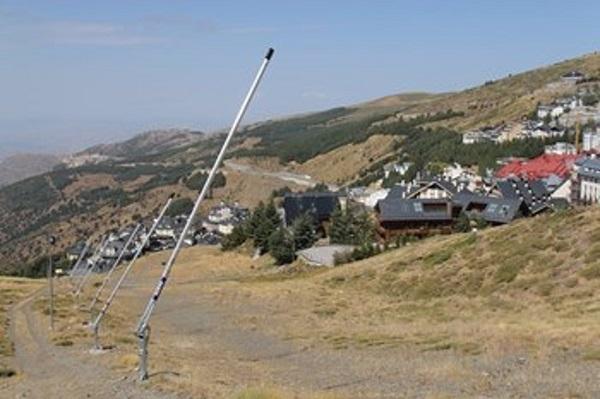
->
[89, 224, 141, 316]
[134, 47, 274, 381]
[75, 237, 109, 298]
[90, 195, 173, 350]
[69, 241, 90, 280]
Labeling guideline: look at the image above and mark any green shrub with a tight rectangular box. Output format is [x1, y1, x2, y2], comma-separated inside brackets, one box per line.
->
[166, 197, 194, 217]
[494, 262, 520, 284]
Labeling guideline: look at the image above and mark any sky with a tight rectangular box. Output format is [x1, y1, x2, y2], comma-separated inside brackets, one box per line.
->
[1, 0, 599, 156]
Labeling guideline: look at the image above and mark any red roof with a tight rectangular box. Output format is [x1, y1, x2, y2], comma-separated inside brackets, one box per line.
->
[495, 154, 580, 180]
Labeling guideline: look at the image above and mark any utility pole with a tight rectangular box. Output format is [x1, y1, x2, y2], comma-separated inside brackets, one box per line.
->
[47, 235, 56, 330]
[134, 47, 275, 381]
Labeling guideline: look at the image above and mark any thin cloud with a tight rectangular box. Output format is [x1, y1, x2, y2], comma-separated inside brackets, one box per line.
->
[44, 21, 165, 46]
[0, 17, 166, 47]
[302, 91, 328, 100]
[141, 15, 218, 33]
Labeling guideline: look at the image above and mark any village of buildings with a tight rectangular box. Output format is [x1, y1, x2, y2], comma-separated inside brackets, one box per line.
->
[67, 70, 600, 269]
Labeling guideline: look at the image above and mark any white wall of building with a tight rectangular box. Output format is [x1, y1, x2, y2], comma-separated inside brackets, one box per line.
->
[580, 180, 600, 203]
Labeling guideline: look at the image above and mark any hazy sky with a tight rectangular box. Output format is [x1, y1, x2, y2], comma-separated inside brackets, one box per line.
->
[1, 0, 599, 156]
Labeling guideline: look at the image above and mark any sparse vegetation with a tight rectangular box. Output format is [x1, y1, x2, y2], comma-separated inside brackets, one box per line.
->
[0, 277, 42, 377]
[166, 197, 195, 217]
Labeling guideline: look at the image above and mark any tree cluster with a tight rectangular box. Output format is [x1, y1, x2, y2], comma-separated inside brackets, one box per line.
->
[221, 201, 318, 266]
[329, 206, 374, 246]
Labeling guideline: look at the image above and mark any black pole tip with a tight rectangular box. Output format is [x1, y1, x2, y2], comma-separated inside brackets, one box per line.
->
[169, 192, 176, 199]
[265, 47, 275, 60]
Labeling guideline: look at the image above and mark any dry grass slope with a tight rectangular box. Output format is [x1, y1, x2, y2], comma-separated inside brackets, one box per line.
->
[30, 206, 600, 397]
[0, 277, 42, 377]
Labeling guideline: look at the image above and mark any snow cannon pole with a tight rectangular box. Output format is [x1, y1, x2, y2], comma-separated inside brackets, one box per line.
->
[134, 47, 275, 382]
[90, 194, 174, 350]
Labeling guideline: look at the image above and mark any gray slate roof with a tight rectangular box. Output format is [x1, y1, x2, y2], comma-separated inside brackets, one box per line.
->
[283, 192, 341, 224]
[576, 158, 600, 179]
[496, 179, 550, 214]
[376, 198, 455, 222]
[454, 191, 521, 224]
[387, 185, 407, 199]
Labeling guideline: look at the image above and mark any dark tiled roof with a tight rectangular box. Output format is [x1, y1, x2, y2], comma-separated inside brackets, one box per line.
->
[454, 192, 521, 224]
[576, 158, 600, 179]
[283, 193, 340, 224]
[496, 179, 550, 214]
[387, 185, 407, 199]
[376, 198, 455, 222]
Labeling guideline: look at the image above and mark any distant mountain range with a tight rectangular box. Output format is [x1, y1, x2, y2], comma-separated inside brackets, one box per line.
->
[0, 128, 206, 187]
[0, 153, 62, 187]
[75, 128, 205, 158]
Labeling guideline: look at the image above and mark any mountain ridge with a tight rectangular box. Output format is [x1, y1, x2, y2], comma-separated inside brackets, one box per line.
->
[0, 51, 599, 274]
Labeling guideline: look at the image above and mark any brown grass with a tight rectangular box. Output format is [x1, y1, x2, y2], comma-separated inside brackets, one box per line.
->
[39, 207, 600, 397]
[294, 134, 398, 184]
[0, 277, 42, 376]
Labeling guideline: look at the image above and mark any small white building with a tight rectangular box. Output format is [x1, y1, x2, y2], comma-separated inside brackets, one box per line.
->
[545, 142, 576, 155]
[561, 70, 585, 84]
[348, 187, 389, 208]
[462, 131, 482, 144]
[583, 131, 600, 152]
[572, 157, 600, 204]
[383, 162, 413, 178]
[537, 104, 565, 119]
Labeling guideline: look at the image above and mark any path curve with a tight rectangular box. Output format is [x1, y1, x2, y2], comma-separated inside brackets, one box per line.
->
[2, 289, 172, 399]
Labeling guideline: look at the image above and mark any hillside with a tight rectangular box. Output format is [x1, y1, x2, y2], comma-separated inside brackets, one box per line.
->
[0, 153, 61, 188]
[1, 52, 599, 274]
[37, 207, 600, 398]
[64, 128, 206, 167]
[228, 52, 599, 182]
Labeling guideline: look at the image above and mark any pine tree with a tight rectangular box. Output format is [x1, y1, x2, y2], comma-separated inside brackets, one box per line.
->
[221, 223, 248, 250]
[264, 200, 281, 228]
[268, 227, 295, 265]
[292, 213, 317, 251]
[329, 206, 349, 244]
[249, 201, 281, 253]
[454, 212, 471, 233]
[351, 212, 374, 246]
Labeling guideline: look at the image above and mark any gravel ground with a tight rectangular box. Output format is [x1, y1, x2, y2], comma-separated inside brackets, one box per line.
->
[147, 287, 600, 398]
[0, 291, 174, 399]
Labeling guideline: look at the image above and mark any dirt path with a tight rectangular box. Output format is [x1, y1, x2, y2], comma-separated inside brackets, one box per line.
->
[224, 160, 319, 188]
[1, 290, 173, 399]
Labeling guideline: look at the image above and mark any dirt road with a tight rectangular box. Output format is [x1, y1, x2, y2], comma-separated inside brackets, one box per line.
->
[224, 160, 320, 188]
[0, 290, 172, 399]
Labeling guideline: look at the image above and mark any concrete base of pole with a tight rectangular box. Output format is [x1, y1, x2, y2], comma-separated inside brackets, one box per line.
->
[91, 323, 101, 351]
[88, 347, 110, 355]
[137, 326, 151, 382]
